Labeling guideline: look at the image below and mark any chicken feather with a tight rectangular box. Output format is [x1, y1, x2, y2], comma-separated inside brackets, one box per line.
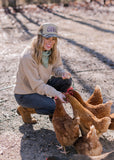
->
[66, 94, 111, 137]
[87, 85, 103, 105]
[74, 125, 103, 156]
[52, 98, 80, 153]
[70, 88, 112, 119]
[109, 113, 114, 130]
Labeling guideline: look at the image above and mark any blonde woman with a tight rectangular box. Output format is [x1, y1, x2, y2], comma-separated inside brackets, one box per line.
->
[14, 23, 72, 124]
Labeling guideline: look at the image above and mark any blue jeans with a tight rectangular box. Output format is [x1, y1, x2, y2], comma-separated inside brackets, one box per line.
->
[14, 77, 72, 115]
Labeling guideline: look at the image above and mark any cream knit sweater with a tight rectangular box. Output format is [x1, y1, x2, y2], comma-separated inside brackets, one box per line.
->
[14, 46, 66, 97]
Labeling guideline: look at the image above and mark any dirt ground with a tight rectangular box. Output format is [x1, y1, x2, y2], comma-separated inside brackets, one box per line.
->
[0, 2, 114, 160]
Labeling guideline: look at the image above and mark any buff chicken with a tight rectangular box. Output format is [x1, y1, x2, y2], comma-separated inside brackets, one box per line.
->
[52, 98, 80, 154]
[74, 125, 103, 156]
[69, 86, 112, 119]
[86, 85, 103, 105]
[66, 93, 111, 137]
[109, 113, 114, 130]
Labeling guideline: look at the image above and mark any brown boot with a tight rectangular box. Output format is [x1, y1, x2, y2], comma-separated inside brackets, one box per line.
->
[17, 106, 37, 124]
[26, 108, 36, 114]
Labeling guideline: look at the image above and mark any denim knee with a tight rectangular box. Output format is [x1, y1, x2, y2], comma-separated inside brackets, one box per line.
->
[14, 93, 56, 115]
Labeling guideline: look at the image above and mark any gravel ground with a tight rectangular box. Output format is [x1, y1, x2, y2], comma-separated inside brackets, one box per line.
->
[0, 2, 114, 160]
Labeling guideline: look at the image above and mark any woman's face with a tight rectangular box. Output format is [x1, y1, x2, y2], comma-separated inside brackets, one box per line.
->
[43, 37, 56, 51]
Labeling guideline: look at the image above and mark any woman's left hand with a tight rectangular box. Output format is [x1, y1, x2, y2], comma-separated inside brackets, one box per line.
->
[62, 72, 71, 79]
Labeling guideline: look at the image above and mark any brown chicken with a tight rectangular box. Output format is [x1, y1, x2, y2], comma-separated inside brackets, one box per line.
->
[109, 113, 114, 130]
[66, 94, 111, 137]
[86, 85, 103, 105]
[69, 86, 112, 119]
[74, 125, 103, 156]
[52, 98, 80, 154]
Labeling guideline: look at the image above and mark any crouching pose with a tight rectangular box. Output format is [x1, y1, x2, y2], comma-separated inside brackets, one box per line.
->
[14, 23, 72, 124]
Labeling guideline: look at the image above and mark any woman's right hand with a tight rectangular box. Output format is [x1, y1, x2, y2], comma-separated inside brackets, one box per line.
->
[57, 93, 66, 103]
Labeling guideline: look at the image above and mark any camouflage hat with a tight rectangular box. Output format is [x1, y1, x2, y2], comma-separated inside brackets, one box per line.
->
[38, 23, 58, 38]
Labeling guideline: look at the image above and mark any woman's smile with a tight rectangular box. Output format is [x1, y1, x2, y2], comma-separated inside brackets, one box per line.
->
[43, 37, 56, 51]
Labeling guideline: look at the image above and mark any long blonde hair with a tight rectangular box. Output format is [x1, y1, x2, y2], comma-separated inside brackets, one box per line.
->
[31, 34, 58, 65]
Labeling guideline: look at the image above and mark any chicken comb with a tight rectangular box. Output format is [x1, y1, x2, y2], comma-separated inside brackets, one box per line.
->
[54, 96, 58, 100]
[65, 87, 74, 103]
[66, 87, 73, 95]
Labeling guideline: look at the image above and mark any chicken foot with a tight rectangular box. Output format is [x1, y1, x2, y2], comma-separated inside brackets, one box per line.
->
[56, 145, 69, 154]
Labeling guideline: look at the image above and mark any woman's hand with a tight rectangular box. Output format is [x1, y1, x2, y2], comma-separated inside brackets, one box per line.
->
[57, 93, 66, 103]
[62, 72, 71, 79]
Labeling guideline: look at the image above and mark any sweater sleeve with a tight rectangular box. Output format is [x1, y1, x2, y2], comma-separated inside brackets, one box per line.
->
[21, 53, 61, 97]
[52, 50, 66, 77]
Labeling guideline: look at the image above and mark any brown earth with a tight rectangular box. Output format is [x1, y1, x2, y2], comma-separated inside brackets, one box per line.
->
[0, 2, 114, 160]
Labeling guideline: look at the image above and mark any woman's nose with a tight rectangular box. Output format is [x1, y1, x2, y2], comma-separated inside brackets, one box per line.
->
[48, 40, 52, 43]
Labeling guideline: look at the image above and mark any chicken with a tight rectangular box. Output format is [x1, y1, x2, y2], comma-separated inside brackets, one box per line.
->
[74, 125, 103, 156]
[109, 113, 114, 130]
[52, 98, 80, 154]
[69, 86, 112, 119]
[86, 85, 103, 105]
[66, 93, 111, 137]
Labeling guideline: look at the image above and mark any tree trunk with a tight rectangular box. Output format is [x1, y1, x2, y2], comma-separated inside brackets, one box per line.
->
[8, 0, 16, 8]
[1, 0, 8, 8]
[50, 0, 61, 4]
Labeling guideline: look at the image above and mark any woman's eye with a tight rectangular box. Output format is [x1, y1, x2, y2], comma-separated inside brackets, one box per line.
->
[52, 38, 56, 40]
[44, 37, 56, 41]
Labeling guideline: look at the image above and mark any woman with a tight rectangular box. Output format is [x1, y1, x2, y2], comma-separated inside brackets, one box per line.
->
[14, 23, 72, 124]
